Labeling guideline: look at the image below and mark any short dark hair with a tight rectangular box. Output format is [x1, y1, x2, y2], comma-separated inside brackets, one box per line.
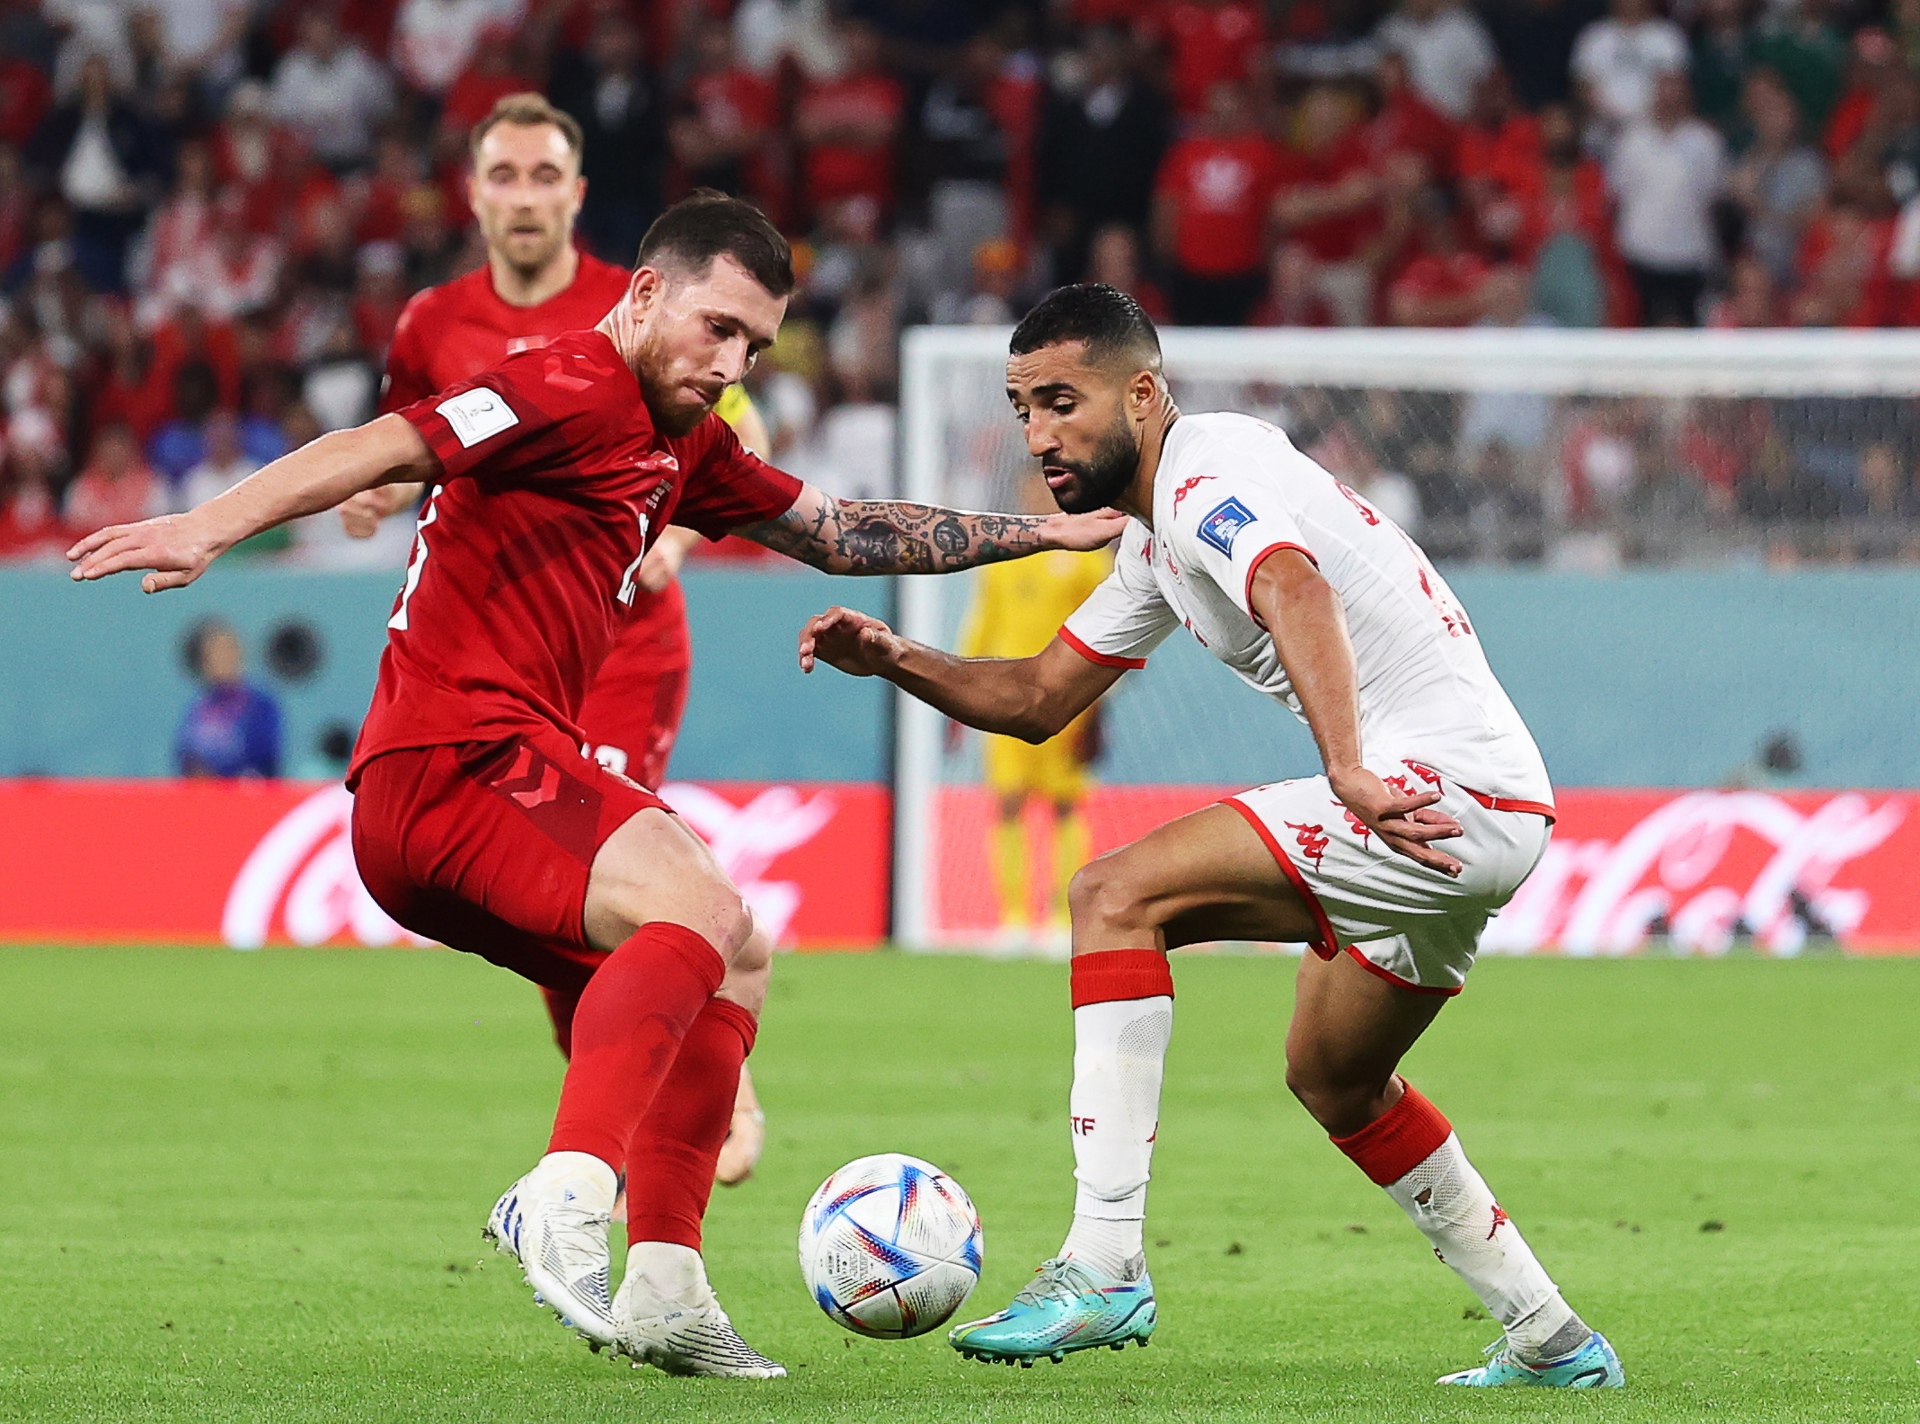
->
[470, 93, 584, 162]
[1009, 283, 1161, 370]
[636, 190, 794, 298]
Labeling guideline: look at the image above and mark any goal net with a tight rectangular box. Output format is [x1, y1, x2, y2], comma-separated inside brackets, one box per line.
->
[893, 326, 1920, 952]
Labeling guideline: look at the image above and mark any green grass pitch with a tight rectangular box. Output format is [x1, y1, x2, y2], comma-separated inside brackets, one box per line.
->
[2, 947, 1917, 1423]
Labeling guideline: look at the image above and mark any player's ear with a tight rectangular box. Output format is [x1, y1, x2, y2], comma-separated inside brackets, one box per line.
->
[627, 265, 660, 312]
[1126, 368, 1158, 416]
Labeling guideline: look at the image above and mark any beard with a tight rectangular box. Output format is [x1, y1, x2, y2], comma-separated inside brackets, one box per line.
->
[1045, 415, 1138, 513]
[634, 329, 712, 436]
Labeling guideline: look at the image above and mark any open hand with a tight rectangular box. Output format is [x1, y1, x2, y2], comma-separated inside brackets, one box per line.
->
[798, 606, 902, 677]
[1329, 766, 1465, 877]
[68, 513, 223, 593]
[1042, 507, 1129, 551]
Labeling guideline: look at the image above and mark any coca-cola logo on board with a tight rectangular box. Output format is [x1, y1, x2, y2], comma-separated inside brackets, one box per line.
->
[222, 782, 841, 950]
[1482, 791, 1906, 957]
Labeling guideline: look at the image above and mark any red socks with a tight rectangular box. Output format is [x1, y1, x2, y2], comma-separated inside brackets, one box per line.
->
[1330, 1079, 1453, 1185]
[546, 923, 725, 1170]
[623, 996, 758, 1249]
[1069, 948, 1175, 1007]
[540, 986, 579, 1059]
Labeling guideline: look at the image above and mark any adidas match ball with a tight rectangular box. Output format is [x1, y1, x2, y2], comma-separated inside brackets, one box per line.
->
[799, 1153, 983, 1339]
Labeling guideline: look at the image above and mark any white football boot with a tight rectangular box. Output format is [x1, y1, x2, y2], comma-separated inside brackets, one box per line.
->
[484, 1151, 619, 1349]
[614, 1242, 786, 1378]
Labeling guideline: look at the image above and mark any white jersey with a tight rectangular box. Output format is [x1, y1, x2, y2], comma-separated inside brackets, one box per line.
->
[1062, 411, 1552, 807]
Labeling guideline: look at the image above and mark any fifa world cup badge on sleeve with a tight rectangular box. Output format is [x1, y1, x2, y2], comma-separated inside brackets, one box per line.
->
[437, 387, 520, 448]
[1198, 498, 1256, 556]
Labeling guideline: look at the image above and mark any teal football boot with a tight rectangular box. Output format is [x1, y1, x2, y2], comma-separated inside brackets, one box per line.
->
[1438, 1332, 1625, 1388]
[949, 1257, 1156, 1367]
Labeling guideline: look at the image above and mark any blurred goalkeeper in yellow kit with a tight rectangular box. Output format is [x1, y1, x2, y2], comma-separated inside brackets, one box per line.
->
[956, 481, 1111, 947]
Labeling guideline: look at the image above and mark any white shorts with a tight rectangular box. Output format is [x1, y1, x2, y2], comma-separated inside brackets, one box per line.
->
[1223, 755, 1553, 995]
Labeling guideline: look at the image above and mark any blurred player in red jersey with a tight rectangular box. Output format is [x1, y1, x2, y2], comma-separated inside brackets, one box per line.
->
[71, 192, 1126, 1377]
[340, 95, 770, 1188]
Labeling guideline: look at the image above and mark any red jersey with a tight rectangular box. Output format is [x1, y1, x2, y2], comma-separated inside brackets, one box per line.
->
[379, 252, 632, 414]
[1272, 131, 1378, 263]
[1156, 133, 1280, 276]
[796, 72, 906, 216]
[348, 329, 801, 783]
[1148, 2, 1267, 117]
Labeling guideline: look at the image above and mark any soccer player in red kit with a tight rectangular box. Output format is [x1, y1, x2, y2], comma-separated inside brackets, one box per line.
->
[71, 192, 1125, 1377]
[341, 94, 770, 1186]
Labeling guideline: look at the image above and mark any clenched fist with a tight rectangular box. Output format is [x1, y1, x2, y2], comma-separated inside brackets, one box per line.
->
[798, 606, 904, 677]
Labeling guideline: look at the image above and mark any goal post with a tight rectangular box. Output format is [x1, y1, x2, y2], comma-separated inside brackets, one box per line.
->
[892, 325, 1920, 951]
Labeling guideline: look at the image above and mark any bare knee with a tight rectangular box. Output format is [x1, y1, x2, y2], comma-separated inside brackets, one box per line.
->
[1284, 1052, 1398, 1138]
[1067, 853, 1156, 945]
[585, 812, 754, 959]
[716, 923, 773, 1018]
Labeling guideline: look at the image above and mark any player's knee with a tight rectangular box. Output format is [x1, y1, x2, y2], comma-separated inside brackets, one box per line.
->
[716, 924, 772, 1017]
[1067, 854, 1153, 936]
[1284, 1053, 1392, 1137]
[703, 889, 755, 963]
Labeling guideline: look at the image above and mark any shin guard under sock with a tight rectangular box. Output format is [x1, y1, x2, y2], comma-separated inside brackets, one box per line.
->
[623, 996, 757, 1250]
[546, 923, 725, 1173]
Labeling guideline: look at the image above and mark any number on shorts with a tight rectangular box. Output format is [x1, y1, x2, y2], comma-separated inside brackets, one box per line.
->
[388, 484, 443, 631]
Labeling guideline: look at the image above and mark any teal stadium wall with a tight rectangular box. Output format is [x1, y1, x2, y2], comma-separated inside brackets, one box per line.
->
[1, 567, 1916, 787]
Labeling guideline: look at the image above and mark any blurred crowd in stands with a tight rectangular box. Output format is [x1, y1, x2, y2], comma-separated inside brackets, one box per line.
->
[0, 0, 1917, 569]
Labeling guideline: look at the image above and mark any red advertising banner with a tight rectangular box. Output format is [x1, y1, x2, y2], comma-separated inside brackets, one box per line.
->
[0, 779, 890, 950]
[931, 786, 1920, 954]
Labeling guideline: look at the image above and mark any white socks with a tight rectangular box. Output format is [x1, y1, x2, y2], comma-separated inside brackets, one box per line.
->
[625, 1240, 711, 1306]
[532, 1150, 618, 1209]
[1382, 1132, 1574, 1357]
[1058, 988, 1172, 1280]
[1334, 1081, 1583, 1363]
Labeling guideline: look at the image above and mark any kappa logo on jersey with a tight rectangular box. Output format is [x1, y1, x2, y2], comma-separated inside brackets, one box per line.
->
[1197, 497, 1257, 556]
[1336, 482, 1381, 526]
[1172, 475, 1213, 511]
[437, 386, 519, 448]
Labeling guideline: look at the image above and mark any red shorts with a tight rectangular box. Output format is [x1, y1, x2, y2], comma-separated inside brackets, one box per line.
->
[351, 725, 667, 994]
[579, 581, 692, 789]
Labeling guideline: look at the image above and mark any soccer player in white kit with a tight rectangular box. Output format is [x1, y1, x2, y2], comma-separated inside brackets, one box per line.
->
[798, 285, 1624, 1389]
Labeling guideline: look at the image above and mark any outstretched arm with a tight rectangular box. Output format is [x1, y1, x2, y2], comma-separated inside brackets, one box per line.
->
[798, 605, 1122, 742]
[71, 414, 436, 592]
[736, 482, 1126, 575]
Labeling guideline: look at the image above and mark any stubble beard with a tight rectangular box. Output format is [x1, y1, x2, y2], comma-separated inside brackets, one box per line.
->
[634, 326, 711, 437]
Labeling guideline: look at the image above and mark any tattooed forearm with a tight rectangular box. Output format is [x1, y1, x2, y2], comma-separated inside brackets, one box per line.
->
[739, 496, 1059, 575]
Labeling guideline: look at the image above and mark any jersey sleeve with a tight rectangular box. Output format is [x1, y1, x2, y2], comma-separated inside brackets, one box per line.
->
[1059, 524, 1177, 669]
[377, 293, 435, 416]
[394, 342, 609, 484]
[1168, 465, 1317, 625]
[670, 413, 803, 538]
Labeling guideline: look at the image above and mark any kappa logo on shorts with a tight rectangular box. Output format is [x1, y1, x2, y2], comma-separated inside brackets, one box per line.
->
[1197, 497, 1257, 556]
[1285, 820, 1330, 868]
[437, 386, 520, 448]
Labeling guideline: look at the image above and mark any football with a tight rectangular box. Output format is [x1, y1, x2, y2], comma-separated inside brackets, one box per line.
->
[799, 1153, 984, 1339]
